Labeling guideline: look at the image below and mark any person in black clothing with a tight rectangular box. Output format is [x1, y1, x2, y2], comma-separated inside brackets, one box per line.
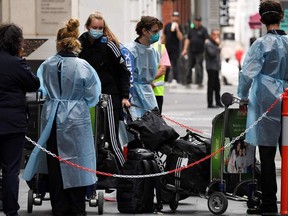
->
[0, 23, 40, 216]
[182, 16, 209, 88]
[78, 12, 131, 170]
[204, 29, 223, 108]
[162, 11, 183, 84]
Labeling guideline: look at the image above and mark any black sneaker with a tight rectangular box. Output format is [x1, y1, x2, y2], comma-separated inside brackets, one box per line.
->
[247, 208, 261, 215]
[216, 103, 224, 108]
[247, 207, 278, 215]
[208, 105, 216, 108]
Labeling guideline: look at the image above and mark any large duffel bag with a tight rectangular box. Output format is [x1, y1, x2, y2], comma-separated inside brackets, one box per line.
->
[117, 148, 162, 213]
[161, 131, 211, 202]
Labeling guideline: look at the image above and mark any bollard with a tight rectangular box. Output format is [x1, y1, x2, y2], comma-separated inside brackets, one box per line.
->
[281, 88, 288, 215]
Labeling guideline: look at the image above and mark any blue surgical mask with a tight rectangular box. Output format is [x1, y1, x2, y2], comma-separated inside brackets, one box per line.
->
[149, 32, 160, 44]
[89, 29, 103, 39]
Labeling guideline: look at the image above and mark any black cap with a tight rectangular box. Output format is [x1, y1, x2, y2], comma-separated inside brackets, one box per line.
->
[172, 11, 180, 17]
[194, 16, 202, 21]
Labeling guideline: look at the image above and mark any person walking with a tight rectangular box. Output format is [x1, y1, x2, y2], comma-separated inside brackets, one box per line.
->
[161, 11, 183, 85]
[78, 12, 131, 169]
[182, 16, 209, 88]
[237, 1, 287, 214]
[204, 29, 223, 108]
[23, 18, 101, 216]
[152, 43, 171, 114]
[125, 15, 163, 118]
[0, 23, 40, 216]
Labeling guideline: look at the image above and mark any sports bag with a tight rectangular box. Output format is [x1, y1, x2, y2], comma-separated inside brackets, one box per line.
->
[161, 131, 211, 203]
[117, 148, 162, 213]
[126, 107, 179, 151]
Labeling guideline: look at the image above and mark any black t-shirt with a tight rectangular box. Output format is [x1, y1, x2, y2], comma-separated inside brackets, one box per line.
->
[163, 22, 183, 57]
[187, 26, 209, 54]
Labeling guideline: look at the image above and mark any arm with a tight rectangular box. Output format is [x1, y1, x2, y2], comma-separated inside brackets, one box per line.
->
[83, 62, 102, 107]
[107, 41, 131, 107]
[205, 40, 218, 58]
[152, 47, 170, 87]
[181, 38, 190, 56]
[237, 42, 263, 100]
[16, 58, 40, 92]
[175, 24, 184, 41]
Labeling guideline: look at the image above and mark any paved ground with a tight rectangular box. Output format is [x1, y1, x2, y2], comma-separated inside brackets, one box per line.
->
[8, 83, 283, 216]
[16, 172, 281, 216]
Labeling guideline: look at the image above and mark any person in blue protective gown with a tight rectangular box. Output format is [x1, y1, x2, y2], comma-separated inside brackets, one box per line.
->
[237, 1, 288, 214]
[23, 18, 101, 216]
[125, 16, 163, 118]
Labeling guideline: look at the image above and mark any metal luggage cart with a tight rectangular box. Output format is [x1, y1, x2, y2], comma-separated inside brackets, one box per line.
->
[25, 90, 49, 213]
[25, 91, 104, 215]
[156, 130, 211, 212]
[205, 92, 261, 215]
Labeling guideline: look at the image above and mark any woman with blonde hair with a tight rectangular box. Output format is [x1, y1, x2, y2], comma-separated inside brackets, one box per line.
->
[23, 18, 101, 216]
[79, 12, 130, 172]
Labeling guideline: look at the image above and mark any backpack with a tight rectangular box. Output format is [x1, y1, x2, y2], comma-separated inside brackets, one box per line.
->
[116, 148, 162, 213]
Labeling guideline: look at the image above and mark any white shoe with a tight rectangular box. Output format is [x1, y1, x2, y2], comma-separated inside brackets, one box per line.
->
[170, 79, 178, 88]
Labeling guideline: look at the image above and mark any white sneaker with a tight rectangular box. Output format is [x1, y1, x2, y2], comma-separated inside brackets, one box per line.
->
[169, 79, 178, 88]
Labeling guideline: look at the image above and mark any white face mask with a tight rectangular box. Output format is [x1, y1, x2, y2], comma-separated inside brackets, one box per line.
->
[89, 29, 103, 39]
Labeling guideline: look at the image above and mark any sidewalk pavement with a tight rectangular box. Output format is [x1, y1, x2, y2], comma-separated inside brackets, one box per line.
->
[15, 165, 281, 216]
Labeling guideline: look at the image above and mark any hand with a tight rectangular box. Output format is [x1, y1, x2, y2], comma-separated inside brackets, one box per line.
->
[239, 104, 248, 114]
[122, 98, 131, 108]
[181, 49, 187, 56]
[17, 47, 24, 58]
[215, 37, 220, 46]
[174, 22, 179, 30]
[239, 98, 248, 114]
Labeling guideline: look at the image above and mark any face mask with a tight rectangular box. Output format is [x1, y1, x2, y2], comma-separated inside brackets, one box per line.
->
[89, 29, 103, 39]
[149, 32, 160, 44]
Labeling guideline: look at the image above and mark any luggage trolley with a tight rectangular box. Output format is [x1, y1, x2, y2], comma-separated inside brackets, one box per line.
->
[26, 90, 49, 213]
[25, 91, 104, 215]
[206, 92, 261, 215]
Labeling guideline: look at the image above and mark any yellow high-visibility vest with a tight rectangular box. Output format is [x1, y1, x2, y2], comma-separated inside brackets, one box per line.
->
[153, 43, 166, 96]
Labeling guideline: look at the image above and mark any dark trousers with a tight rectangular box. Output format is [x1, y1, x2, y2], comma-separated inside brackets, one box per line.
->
[207, 69, 221, 106]
[47, 122, 86, 216]
[0, 132, 25, 216]
[103, 94, 125, 168]
[258, 146, 278, 212]
[155, 96, 163, 114]
[187, 52, 204, 85]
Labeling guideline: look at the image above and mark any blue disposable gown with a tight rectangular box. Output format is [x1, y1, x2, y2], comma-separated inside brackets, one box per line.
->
[23, 54, 101, 189]
[125, 41, 160, 117]
[237, 32, 288, 147]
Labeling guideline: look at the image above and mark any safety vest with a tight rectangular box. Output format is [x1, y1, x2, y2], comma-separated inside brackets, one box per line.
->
[153, 43, 166, 96]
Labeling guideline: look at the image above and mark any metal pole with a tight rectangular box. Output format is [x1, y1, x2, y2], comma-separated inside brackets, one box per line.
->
[281, 88, 288, 215]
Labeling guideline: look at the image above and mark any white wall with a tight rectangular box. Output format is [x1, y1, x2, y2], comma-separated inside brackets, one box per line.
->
[1, 0, 158, 44]
[73, 0, 158, 44]
[2, 0, 36, 35]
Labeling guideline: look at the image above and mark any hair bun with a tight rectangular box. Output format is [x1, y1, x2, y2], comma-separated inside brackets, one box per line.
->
[66, 18, 80, 32]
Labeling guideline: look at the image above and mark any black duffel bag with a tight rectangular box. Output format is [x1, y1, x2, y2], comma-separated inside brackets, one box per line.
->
[126, 107, 179, 151]
[161, 131, 211, 202]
